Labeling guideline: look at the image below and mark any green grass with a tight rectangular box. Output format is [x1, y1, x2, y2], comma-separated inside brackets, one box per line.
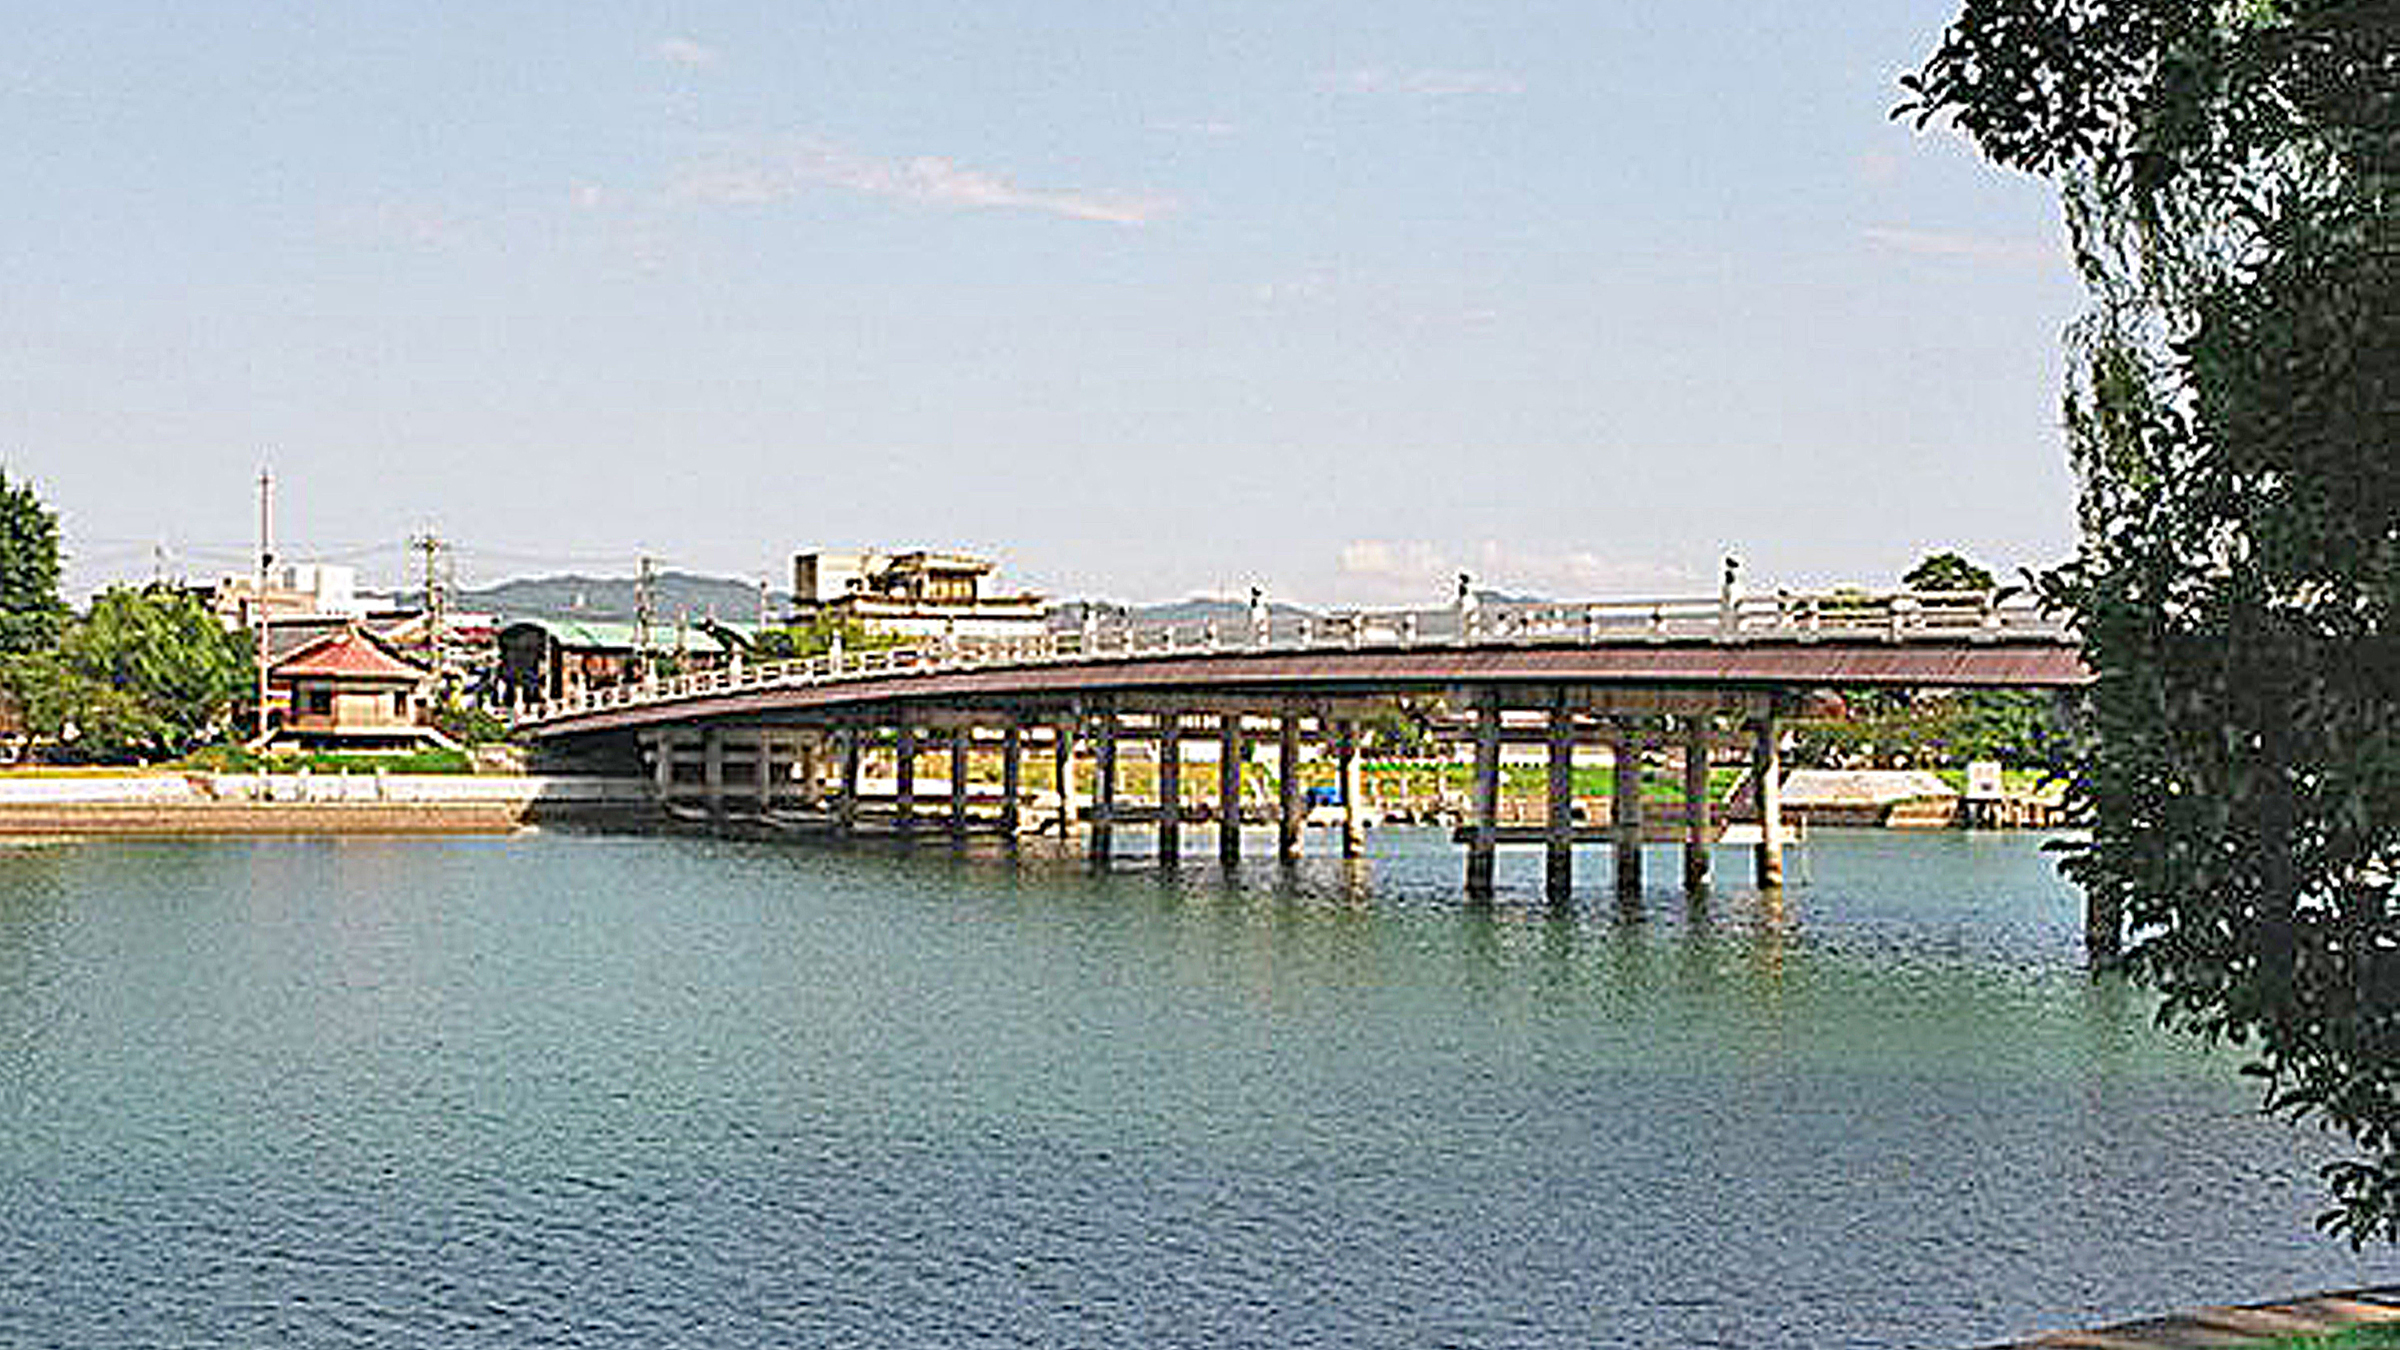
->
[2259, 1323, 2400, 1348]
[171, 745, 475, 775]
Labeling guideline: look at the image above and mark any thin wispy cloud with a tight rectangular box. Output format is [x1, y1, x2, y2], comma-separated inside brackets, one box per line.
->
[655, 37, 718, 69]
[1863, 225, 2061, 266]
[1153, 119, 1241, 138]
[1318, 67, 1525, 98]
[1338, 539, 1695, 604]
[672, 140, 1171, 226]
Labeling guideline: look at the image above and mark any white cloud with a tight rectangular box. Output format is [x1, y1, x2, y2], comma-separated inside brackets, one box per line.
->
[1862, 225, 2062, 266]
[1318, 67, 1525, 98]
[1153, 119, 1241, 138]
[672, 140, 1171, 226]
[656, 37, 718, 69]
[1337, 539, 1698, 605]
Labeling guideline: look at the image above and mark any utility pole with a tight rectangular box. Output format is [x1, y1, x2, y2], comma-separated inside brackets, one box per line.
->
[634, 555, 657, 679]
[254, 468, 274, 742]
[412, 530, 451, 684]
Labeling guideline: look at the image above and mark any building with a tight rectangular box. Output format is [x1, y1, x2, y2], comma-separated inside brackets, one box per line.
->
[262, 625, 450, 752]
[789, 549, 1046, 640]
[207, 562, 378, 628]
[495, 618, 739, 707]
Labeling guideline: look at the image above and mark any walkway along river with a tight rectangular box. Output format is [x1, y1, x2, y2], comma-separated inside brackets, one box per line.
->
[1, 825, 2388, 1347]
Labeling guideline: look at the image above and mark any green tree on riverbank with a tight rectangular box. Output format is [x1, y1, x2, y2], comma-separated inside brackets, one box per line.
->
[0, 468, 66, 655]
[1908, 0, 2397, 1240]
[8, 588, 254, 761]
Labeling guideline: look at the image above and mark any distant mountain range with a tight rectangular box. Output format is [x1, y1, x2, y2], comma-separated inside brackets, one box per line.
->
[452, 573, 1553, 628]
[455, 572, 785, 626]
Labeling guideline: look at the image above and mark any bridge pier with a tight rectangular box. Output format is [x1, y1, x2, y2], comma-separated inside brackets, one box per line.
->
[948, 727, 970, 841]
[1053, 716, 1078, 839]
[894, 717, 917, 841]
[1277, 712, 1304, 863]
[1000, 720, 1022, 839]
[1546, 697, 1576, 900]
[1753, 708, 1784, 888]
[1090, 704, 1117, 865]
[837, 723, 861, 836]
[1467, 690, 1501, 900]
[1157, 712, 1182, 861]
[1613, 718, 1644, 896]
[1683, 718, 1711, 891]
[1218, 713, 1244, 866]
[1336, 719, 1365, 859]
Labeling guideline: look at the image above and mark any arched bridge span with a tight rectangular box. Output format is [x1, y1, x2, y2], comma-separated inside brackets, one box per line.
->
[512, 588, 2088, 901]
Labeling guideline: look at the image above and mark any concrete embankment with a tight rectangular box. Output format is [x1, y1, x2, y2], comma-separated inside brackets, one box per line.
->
[0, 773, 652, 837]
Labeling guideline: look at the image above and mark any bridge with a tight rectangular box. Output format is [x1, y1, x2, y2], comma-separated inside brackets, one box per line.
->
[514, 587, 2088, 900]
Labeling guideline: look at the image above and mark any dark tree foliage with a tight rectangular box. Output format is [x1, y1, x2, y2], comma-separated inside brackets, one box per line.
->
[0, 468, 66, 655]
[1907, 0, 2399, 1241]
[1903, 551, 1998, 593]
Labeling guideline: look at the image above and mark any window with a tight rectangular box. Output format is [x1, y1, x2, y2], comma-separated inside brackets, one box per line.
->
[392, 692, 409, 718]
[304, 689, 332, 716]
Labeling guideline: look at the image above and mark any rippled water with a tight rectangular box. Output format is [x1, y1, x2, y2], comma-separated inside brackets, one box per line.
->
[1, 827, 2388, 1347]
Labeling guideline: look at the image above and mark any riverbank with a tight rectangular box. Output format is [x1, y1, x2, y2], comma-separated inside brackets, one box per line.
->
[0, 772, 652, 837]
[1985, 1285, 2400, 1347]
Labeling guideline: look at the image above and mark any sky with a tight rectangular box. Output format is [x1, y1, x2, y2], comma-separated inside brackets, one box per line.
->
[2, 2, 2087, 608]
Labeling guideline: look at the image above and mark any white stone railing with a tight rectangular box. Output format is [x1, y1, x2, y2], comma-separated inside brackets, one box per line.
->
[514, 588, 2064, 729]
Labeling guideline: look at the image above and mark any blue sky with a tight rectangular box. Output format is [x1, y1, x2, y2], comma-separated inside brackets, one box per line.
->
[3, 2, 2083, 606]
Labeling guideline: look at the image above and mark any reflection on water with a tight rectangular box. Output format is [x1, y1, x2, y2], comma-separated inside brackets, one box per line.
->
[0, 827, 2388, 1348]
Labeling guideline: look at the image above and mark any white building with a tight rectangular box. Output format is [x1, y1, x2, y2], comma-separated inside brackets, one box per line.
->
[790, 549, 1047, 640]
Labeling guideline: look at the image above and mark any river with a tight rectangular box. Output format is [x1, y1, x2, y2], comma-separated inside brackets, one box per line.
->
[0, 828, 2387, 1347]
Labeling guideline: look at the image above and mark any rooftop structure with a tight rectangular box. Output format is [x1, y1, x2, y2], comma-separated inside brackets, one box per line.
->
[790, 549, 1046, 640]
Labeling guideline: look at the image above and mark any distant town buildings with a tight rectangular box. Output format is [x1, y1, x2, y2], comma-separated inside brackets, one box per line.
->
[207, 562, 377, 626]
[495, 618, 739, 707]
[790, 549, 1045, 640]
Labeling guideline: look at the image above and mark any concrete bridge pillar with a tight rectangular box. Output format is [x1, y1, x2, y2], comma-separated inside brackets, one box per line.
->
[1337, 719, 1365, 859]
[1218, 713, 1245, 866]
[702, 727, 727, 827]
[837, 724, 861, 836]
[1000, 719, 1023, 839]
[1090, 705, 1117, 865]
[894, 717, 917, 841]
[1054, 717, 1079, 838]
[1157, 712, 1182, 862]
[1683, 717, 1712, 891]
[1546, 697, 1576, 901]
[1467, 690, 1501, 900]
[649, 729, 676, 802]
[1613, 718, 1644, 896]
[1277, 712, 1304, 863]
[755, 731, 776, 813]
[1753, 710, 1784, 888]
[948, 726, 971, 841]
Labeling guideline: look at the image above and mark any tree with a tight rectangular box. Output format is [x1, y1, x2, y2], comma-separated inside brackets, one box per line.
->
[1906, 1, 2399, 1241]
[6, 588, 256, 761]
[0, 468, 66, 655]
[1903, 551, 1997, 593]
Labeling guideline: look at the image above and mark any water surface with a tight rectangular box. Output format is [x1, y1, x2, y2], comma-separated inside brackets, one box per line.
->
[0, 828, 2386, 1347]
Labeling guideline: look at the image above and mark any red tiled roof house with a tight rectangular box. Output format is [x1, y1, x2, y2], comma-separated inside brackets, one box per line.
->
[262, 626, 452, 751]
